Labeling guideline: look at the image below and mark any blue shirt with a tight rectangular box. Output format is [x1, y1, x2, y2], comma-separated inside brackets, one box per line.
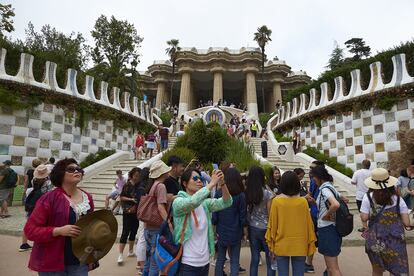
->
[309, 178, 319, 218]
[212, 192, 247, 246]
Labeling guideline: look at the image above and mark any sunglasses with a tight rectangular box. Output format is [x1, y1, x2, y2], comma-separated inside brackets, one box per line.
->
[192, 175, 204, 182]
[66, 166, 84, 174]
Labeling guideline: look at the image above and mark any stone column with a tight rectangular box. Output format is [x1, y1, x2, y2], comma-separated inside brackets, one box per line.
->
[155, 81, 167, 109]
[273, 82, 282, 105]
[213, 71, 223, 105]
[245, 71, 258, 119]
[178, 71, 191, 116]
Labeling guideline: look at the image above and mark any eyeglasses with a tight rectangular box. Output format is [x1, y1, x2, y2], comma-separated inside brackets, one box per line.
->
[66, 166, 84, 174]
[192, 175, 203, 182]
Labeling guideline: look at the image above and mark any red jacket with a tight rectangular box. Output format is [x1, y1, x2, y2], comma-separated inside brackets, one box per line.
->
[135, 135, 145, 147]
[24, 187, 94, 272]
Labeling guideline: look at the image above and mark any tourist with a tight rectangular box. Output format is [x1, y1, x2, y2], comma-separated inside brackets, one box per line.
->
[266, 171, 316, 276]
[275, 100, 281, 111]
[0, 160, 16, 219]
[176, 124, 185, 137]
[351, 159, 371, 232]
[117, 167, 144, 264]
[212, 168, 246, 276]
[164, 155, 185, 195]
[267, 166, 281, 194]
[143, 160, 171, 276]
[250, 120, 258, 137]
[360, 168, 413, 276]
[261, 131, 268, 158]
[24, 158, 93, 275]
[135, 167, 150, 274]
[293, 168, 308, 196]
[292, 132, 300, 154]
[245, 166, 275, 276]
[172, 168, 232, 275]
[46, 157, 55, 172]
[20, 163, 52, 252]
[145, 131, 156, 158]
[396, 168, 411, 206]
[404, 165, 414, 208]
[170, 115, 177, 136]
[311, 166, 343, 276]
[173, 106, 178, 117]
[135, 132, 145, 160]
[24, 158, 42, 199]
[158, 124, 169, 151]
[104, 170, 127, 212]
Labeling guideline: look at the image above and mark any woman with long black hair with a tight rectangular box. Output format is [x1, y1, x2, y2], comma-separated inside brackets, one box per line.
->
[245, 166, 275, 276]
[267, 166, 281, 195]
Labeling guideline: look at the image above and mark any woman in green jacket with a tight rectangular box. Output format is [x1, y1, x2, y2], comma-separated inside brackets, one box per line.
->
[172, 169, 232, 276]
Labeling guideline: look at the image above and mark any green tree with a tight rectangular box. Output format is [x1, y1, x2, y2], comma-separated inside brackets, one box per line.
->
[0, 3, 15, 37]
[254, 25, 272, 112]
[90, 15, 143, 94]
[326, 41, 344, 70]
[345, 38, 371, 60]
[165, 39, 181, 105]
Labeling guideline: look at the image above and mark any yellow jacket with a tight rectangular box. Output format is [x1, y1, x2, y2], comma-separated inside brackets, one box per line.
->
[265, 196, 316, 256]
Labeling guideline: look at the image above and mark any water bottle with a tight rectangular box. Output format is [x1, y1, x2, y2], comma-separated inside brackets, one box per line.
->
[271, 255, 278, 271]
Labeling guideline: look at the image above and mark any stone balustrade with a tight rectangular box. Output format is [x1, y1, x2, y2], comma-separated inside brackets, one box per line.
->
[0, 48, 157, 127]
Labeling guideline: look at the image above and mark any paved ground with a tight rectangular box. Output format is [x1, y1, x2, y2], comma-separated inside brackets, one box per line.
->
[1, 234, 414, 276]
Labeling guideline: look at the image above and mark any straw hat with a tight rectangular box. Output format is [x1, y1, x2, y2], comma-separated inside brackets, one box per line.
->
[364, 168, 397, 190]
[33, 164, 49, 179]
[72, 210, 118, 264]
[149, 160, 171, 179]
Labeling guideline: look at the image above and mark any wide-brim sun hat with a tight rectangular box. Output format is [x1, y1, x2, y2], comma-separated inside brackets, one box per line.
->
[149, 160, 171, 179]
[33, 164, 49, 179]
[72, 210, 118, 264]
[364, 168, 397, 190]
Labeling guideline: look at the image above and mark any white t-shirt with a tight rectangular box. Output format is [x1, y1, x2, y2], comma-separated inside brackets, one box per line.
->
[182, 205, 209, 267]
[352, 169, 371, 201]
[316, 182, 341, 228]
[176, 130, 185, 137]
[360, 193, 409, 214]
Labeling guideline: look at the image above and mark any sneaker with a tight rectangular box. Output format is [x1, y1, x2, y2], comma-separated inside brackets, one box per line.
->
[117, 254, 124, 265]
[127, 251, 136, 257]
[239, 266, 246, 274]
[323, 270, 328, 276]
[19, 243, 32, 252]
[304, 263, 315, 273]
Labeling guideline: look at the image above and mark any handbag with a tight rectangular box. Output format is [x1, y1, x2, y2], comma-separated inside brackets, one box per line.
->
[155, 208, 189, 276]
[124, 204, 137, 214]
[137, 182, 164, 227]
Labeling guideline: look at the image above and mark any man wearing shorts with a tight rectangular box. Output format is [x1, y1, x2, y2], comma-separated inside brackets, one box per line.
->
[0, 161, 12, 218]
[104, 170, 127, 213]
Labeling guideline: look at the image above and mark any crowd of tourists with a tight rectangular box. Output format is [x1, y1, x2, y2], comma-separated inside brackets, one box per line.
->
[10, 148, 412, 276]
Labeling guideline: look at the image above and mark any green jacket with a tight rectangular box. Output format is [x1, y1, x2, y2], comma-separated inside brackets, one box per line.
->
[172, 187, 232, 256]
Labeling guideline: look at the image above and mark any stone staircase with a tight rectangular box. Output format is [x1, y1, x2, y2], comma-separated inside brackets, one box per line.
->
[81, 136, 177, 209]
[249, 137, 358, 212]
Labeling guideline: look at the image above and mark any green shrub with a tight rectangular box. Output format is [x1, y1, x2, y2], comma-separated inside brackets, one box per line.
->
[225, 139, 260, 173]
[273, 131, 292, 142]
[161, 147, 197, 168]
[259, 113, 272, 128]
[80, 149, 116, 168]
[159, 111, 172, 127]
[303, 147, 353, 177]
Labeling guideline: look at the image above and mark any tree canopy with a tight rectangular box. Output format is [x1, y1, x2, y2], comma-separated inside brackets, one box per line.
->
[345, 38, 371, 60]
[0, 3, 15, 37]
[326, 41, 345, 70]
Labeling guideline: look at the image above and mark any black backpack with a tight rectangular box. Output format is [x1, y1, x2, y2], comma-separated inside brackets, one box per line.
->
[25, 189, 44, 215]
[320, 185, 354, 237]
[5, 168, 18, 188]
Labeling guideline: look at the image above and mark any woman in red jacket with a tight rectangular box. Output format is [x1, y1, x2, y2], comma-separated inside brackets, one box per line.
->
[24, 158, 94, 275]
[135, 132, 145, 160]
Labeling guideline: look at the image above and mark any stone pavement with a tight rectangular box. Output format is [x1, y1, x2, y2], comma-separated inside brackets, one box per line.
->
[1, 234, 414, 276]
[2, 206, 414, 246]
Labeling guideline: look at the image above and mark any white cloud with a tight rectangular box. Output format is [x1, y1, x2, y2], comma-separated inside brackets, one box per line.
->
[7, 0, 414, 79]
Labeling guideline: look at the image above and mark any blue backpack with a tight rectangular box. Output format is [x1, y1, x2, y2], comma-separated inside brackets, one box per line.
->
[155, 210, 189, 276]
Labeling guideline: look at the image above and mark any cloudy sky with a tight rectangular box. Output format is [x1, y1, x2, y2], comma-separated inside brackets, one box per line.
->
[7, 0, 414, 79]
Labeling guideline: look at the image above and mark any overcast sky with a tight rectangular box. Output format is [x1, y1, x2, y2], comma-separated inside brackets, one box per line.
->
[7, 0, 414, 79]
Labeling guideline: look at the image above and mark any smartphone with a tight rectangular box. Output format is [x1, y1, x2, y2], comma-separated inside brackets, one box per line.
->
[212, 163, 219, 170]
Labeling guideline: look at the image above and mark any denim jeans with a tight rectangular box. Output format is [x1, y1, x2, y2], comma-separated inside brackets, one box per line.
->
[179, 263, 209, 276]
[143, 228, 159, 276]
[161, 139, 168, 150]
[277, 256, 306, 276]
[38, 264, 88, 276]
[214, 242, 241, 276]
[248, 226, 275, 276]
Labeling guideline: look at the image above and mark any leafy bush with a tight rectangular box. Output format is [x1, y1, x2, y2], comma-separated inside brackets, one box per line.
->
[175, 120, 228, 164]
[225, 139, 260, 173]
[80, 149, 116, 168]
[161, 147, 197, 168]
[159, 111, 172, 127]
[303, 147, 353, 178]
[259, 113, 272, 128]
[273, 131, 292, 142]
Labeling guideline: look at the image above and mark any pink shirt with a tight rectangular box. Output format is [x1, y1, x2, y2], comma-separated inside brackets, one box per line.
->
[115, 176, 127, 192]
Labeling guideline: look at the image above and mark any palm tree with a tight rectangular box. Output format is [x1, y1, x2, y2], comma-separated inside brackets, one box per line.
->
[253, 25, 272, 113]
[165, 39, 181, 105]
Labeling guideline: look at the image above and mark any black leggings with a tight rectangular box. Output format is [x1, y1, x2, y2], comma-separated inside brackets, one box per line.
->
[120, 214, 139, 244]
